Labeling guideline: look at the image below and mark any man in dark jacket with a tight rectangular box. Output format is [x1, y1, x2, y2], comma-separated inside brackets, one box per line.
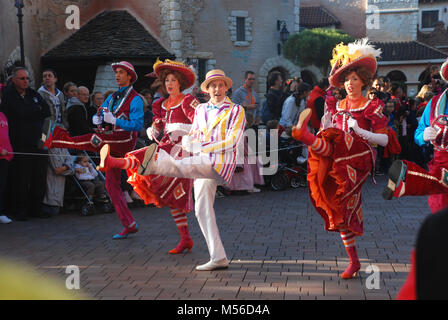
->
[0, 67, 51, 220]
[264, 71, 286, 122]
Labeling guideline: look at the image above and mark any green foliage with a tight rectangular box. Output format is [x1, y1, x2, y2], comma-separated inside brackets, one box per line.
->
[284, 28, 355, 74]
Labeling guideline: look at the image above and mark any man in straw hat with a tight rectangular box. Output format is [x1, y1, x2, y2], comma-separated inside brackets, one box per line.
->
[99, 69, 246, 270]
[44, 61, 144, 239]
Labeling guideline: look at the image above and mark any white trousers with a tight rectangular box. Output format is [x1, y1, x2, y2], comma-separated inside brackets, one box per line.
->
[150, 149, 227, 262]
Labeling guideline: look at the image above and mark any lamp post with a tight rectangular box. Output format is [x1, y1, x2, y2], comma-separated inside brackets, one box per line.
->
[277, 20, 290, 55]
[15, 0, 25, 67]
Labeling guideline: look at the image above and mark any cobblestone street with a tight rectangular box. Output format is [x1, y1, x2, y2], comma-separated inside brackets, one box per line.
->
[0, 175, 429, 300]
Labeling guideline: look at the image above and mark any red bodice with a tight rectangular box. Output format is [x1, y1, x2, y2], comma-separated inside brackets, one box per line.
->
[327, 96, 387, 134]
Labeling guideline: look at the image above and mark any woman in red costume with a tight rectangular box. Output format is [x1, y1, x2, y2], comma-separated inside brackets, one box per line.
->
[292, 39, 389, 279]
[100, 59, 199, 253]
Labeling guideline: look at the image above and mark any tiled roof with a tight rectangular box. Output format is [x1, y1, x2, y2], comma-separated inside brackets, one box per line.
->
[42, 10, 173, 62]
[417, 22, 448, 49]
[299, 6, 341, 28]
[372, 41, 447, 62]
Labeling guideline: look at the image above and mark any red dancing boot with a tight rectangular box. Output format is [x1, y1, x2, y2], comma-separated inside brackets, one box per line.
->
[98, 144, 129, 172]
[169, 225, 193, 254]
[292, 109, 316, 146]
[341, 246, 361, 279]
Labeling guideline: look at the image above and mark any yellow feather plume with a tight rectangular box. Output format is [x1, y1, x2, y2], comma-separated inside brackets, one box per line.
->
[330, 38, 381, 69]
[330, 43, 350, 69]
[153, 58, 187, 70]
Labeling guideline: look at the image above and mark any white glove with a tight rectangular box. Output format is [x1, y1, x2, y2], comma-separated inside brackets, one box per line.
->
[103, 111, 116, 125]
[182, 135, 201, 153]
[146, 126, 154, 140]
[320, 112, 333, 130]
[92, 115, 102, 125]
[423, 126, 437, 142]
[147, 124, 161, 141]
[347, 117, 359, 131]
[347, 117, 388, 146]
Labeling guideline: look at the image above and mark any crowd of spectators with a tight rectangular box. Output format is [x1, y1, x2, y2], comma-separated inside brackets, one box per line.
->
[0, 63, 446, 223]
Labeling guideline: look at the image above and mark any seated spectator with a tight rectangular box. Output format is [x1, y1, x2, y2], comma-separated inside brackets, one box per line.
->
[74, 155, 106, 202]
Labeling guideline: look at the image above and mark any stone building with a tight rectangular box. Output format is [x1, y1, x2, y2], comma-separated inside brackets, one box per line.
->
[0, 0, 301, 100]
[299, 0, 448, 96]
[365, 0, 448, 96]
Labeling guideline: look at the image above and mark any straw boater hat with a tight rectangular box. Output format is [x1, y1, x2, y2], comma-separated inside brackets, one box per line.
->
[111, 61, 138, 83]
[200, 69, 233, 92]
[153, 58, 196, 91]
[328, 38, 382, 88]
[441, 58, 448, 82]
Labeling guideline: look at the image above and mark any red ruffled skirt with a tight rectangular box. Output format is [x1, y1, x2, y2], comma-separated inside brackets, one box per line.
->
[125, 141, 193, 213]
[307, 128, 376, 236]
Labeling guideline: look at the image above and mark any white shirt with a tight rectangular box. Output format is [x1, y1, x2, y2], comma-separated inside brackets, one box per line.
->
[74, 164, 98, 181]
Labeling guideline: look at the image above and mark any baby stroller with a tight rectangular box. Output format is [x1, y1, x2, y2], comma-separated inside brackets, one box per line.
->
[64, 151, 114, 216]
[269, 137, 308, 191]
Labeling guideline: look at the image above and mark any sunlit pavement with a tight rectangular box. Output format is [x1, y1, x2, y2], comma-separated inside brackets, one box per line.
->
[0, 175, 428, 300]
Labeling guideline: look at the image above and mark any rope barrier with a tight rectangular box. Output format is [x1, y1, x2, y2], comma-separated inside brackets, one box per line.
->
[5, 145, 303, 159]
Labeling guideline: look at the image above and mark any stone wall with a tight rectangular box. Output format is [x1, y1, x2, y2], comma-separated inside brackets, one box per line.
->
[366, 0, 418, 42]
[190, 0, 299, 96]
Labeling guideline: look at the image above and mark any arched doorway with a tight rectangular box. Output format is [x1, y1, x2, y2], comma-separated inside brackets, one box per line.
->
[386, 70, 407, 86]
[258, 56, 301, 98]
